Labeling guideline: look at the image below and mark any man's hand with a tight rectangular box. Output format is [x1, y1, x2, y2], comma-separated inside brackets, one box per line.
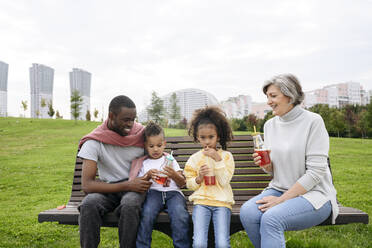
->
[125, 177, 152, 193]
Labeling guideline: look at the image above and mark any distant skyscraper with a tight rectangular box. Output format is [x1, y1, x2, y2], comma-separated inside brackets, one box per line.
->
[30, 63, 54, 118]
[69, 68, 91, 120]
[0, 61, 9, 117]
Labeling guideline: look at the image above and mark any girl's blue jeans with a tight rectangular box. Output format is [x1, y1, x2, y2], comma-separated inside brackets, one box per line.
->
[239, 188, 332, 248]
[136, 189, 190, 248]
[192, 204, 231, 248]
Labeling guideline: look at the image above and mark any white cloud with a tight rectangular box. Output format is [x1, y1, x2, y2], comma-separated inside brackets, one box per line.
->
[0, 0, 372, 118]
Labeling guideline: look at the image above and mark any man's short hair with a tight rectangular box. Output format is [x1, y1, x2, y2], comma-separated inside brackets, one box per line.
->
[109, 95, 136, 115]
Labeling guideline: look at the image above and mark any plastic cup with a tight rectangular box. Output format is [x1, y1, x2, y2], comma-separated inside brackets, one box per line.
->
[204, 175, 216, 185]
[255, 149, 271, 167]
[204, 156, 216, 185]
[155, 173, 168, 185]
[253, 134, 271, 167]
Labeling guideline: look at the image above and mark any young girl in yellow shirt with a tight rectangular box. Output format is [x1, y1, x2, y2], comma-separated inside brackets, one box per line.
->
[184, 106, 235, 248]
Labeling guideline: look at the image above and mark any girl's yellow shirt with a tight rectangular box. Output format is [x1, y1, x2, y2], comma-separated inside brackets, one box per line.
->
[184, 149, 235, 209]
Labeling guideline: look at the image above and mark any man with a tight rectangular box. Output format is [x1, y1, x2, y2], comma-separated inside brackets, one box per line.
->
[78, 95, 152, 248]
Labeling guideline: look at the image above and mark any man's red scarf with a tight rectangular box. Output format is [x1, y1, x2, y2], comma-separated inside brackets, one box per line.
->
[78, 119, 145, 149]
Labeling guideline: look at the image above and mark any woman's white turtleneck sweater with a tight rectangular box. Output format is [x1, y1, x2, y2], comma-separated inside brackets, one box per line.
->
[263, 105, 339, 224]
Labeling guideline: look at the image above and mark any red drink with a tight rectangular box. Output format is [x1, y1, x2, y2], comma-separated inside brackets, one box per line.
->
[155, 176, 168, 185]
[204, 175, 216, 185]
[255, 149, 271, 167]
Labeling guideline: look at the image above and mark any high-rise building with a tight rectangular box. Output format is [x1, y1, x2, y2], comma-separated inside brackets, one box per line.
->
[30, 63, 54, 118]
[163, 88, 219, 122]
[0, 61, 8, 117]
[139, 88, 220, 123]
[304, 81, 365, 108]
[251, 102, 272, 119]
[69, 68, 91, 120]
[221, 95, 252, 118]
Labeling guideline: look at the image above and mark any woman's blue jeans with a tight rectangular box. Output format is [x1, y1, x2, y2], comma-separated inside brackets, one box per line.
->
[239, 188, 332, 248]
[192, 204, 231, 248]
[136, 189, 190, 248]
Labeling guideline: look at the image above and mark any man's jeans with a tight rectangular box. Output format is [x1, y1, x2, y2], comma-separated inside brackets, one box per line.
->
[240, 188, 332, 248]
[136, 189, 191, 248]
[78, 191, 146, 248]
[192, 204, 231, 248]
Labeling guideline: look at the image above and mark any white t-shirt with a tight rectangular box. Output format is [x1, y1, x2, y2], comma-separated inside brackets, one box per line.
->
[138, 155, 183, 193]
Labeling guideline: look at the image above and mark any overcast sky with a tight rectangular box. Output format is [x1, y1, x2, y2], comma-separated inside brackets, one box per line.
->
[1, 0, 372, 119]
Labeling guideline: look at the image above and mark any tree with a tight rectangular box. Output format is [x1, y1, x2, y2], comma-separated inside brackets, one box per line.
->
[356, 110, 369, 138]
[94, 108, 99, 120]
[366, 99, 372, 137]
[40, 98, 47, 108]
[86, 110, 91, 121]
[147, 91, 165, 124]
[47, 101, 55, 118]
[343, 105, 358, 138]
[230, 118, 247, 131]
[329, 109, 345, 137]
[168, 93, 181, 126]
[245, 114, 258, 132]
[21, 100, 27, 118]
[55, 110, 63, 119]
[176, 118, 188, 129]
[70, 90, 83, 123]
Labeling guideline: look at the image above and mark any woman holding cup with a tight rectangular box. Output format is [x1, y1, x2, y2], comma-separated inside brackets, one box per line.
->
[240, 74, 339, 248]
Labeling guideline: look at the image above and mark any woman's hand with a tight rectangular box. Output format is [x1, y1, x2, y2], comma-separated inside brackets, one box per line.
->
[253, 151, 273, 172]
[203, 147, 222, 162]
[256, 196, 284, 212]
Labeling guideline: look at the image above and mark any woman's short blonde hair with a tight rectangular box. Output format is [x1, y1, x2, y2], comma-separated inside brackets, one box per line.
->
[263, 73, 305, 106]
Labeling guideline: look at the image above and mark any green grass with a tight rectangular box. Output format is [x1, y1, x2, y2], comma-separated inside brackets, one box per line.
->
[0, 117, 371, 248]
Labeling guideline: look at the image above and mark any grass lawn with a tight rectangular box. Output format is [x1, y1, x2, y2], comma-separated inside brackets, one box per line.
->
[0, 117, 371, 248]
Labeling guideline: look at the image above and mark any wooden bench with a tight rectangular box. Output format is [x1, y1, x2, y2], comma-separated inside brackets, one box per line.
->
[38, 135, 369, 246]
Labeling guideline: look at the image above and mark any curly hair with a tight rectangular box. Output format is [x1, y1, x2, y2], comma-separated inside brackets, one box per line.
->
[188, 106, 233, 150]
[144, 121, 164, 142]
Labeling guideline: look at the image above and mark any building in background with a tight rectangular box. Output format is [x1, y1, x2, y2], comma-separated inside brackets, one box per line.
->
[0, 61, 9, 117]
[221, 95, 252, 119]
[139, 88, 220, 123]
[30, 63, 54, 118]
[304, 81, 365, 108]
[69, 68, 91, 120]
[251, 102, 272, 119]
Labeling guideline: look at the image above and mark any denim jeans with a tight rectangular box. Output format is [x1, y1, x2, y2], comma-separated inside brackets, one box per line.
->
[239, 188, 332, 248]
[78, 191, 146, 248]
[192, 204, 231, 248]
[136, 189, 191, 248]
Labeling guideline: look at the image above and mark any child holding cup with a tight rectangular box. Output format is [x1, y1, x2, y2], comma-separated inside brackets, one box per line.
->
[184, 106, 235, 248]
[129, 121, 190, 248]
